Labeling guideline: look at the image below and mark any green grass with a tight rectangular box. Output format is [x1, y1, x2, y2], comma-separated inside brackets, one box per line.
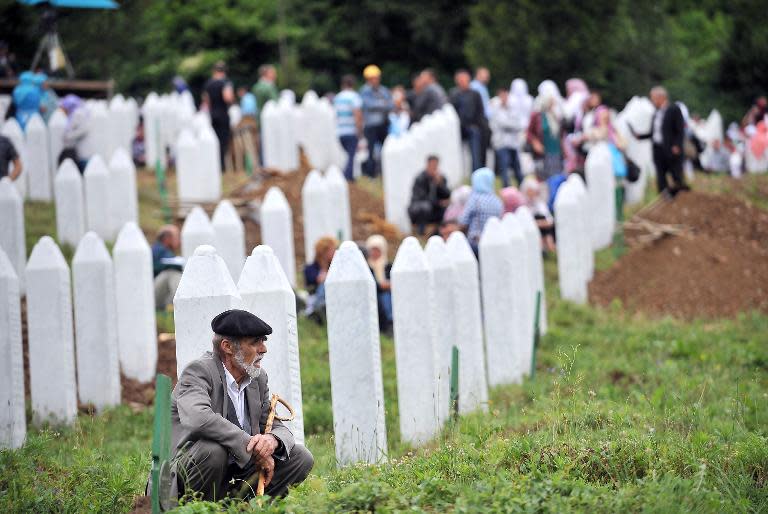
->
[2, 172, 766, 513]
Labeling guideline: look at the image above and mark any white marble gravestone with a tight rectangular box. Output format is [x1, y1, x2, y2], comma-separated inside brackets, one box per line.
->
[478, 217, 520, 386]
[554, 182, 587, 304]
[585, 143, 616, 250]
[198, 126, 222, 192]
[25, 236, 78, 425]
[302, 169, 333, 263]
[53, 158, 86, 247]
[325, 165, 352, 242]
[500, 213, 531, 380]
[515, 206, 548, 335]
[113, 222, 157, 383]
[445, 231, 489, 413]
[72, 232, 121, 411]
[48, 108, 67, 177]
[1, 118, 27, 197]
[568, 173, 594, 281]
[423, 236, 456, 425]
[181, 206, 216, 259]
[391, 236, 440, 445]
[176, 129, 203, 205]
[0, 177, 26, 292]
[108, 148, 139, 234]
[382, 134, 419, 233]
[25, 113, 52, 201]
[83, 154, 113, 240]
[238, 245, 304, 444]
[324, 241, 387, 465]
[212, 200, 246, 283]
[259, 187, 296, 287]
[173, 245, 241, 376]
[0, 249, 25, 449]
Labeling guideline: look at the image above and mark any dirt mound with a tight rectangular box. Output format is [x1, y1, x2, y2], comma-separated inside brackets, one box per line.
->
[590, 190, 768, 320]
[230, 159, 404, 267]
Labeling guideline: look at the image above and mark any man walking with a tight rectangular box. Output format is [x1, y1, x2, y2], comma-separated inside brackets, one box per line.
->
[203, 61, 235, 171]
[359, 65, 393, 178]
[409, 69, 447, 124]
[451, 69, 489, 172]
[168, 309, 314, 503]
[470, 67, 491, 119]
[631, 86, 688, 197]
[334, 75, 363, 181]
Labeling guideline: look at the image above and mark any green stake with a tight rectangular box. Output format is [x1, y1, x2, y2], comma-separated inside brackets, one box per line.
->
[155, 119, 172, 223]
[450, 345, 459, 420]
[613, 185, 625, 258]
[531, 291, 541, 379]
[151, 374, 172, 514]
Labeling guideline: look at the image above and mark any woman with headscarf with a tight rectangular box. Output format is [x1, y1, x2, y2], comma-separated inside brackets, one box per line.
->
[564, 78, 589, 125]
[59, 94, 90, 170]
[528, 87, 564, 181]
[500, 186, 525, 214]
[365, 235, 393, 333]
[585, 105, 628, 179]
[11, 71, 42, 129]
[508, 78, 534, 138]
[459, 167, 503, 254]
[520, 175, 556, 253]
[36, 72, 59, 123]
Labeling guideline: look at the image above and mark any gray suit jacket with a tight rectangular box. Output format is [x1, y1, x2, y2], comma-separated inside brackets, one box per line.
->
[171, 352, 295, 468]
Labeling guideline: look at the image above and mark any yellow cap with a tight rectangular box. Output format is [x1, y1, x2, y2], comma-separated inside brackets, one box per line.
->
[363, 65, 381, 79]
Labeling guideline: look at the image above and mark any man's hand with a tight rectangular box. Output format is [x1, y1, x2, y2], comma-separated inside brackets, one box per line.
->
[671, 145, 680, 155]
[260, 456, 275, 487]
[247, 434, 278, 461]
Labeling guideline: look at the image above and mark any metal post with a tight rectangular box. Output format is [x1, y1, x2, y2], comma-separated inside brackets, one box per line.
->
[613, 185, 625, 258]
[449, 345, 459, 420]
[155, 119, 172, 223]
[151, 374, 172, 514]
[531, 291, 541, 379]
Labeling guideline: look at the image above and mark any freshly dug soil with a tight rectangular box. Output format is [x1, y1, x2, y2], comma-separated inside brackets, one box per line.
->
[229, 156, 404, 267]
[590, 190, 768, 320]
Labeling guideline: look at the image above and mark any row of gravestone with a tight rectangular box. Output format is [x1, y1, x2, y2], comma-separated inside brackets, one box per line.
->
[170, 202, 549, 466]
[0, 225, 157, 449]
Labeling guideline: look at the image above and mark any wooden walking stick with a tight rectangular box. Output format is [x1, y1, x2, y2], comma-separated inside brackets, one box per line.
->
[256, 394, 295, 496]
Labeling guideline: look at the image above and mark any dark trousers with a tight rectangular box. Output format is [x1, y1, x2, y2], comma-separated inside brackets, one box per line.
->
[176, 439, 314, 501]
[408, 200, 445, 234]
[363, 124, 388, 178]
[211, 116, 231, 171]
[496, 147, 522, 187]
[653, 144, 686, 194]
[465, 125, 487, 173]
[339, 134, 358, 181]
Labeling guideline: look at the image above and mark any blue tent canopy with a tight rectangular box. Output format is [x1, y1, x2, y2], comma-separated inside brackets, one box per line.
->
[18, 0, 118, 8]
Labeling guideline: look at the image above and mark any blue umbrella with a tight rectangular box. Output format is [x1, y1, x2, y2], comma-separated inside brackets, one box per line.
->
[18, 0, 118, 8]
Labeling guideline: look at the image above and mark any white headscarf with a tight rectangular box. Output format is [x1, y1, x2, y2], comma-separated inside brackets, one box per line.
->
[508, 78, 534, 130]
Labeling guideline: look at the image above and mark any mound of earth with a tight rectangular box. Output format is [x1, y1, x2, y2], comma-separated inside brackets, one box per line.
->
[590, 190, 768, 320]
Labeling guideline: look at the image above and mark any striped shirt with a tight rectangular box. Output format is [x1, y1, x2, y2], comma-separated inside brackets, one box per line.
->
[334, 90, 362, 137]
[459, 192, 503, 243]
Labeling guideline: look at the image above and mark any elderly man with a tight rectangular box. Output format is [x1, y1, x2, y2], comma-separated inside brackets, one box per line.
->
[630, 86, 688, 197]
[359, 64, 393, 178]
[170, 309, 313, 502]
[451, 69, 489, 173]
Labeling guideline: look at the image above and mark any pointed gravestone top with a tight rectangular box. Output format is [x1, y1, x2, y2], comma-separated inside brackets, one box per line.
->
[326, 241, 374, 284]
[57, 158, 80, 178]
[73, 231, 110, 263]
[26, 112, 46, 132]
[302, 169, 325, 191]
[501, 211, 526, 241]
[183, 206, 213, 233]
[114, 222, 148, 251]
[325, 164, 345, 184]
[27, 236, 68, 271]
[175, 245, 238, 300]
[424, 235, 452, 269]
[446, 231, 476, 262]
[84, 153, 108, 178]
[238, 245, 291, 293]
[515, 206, 539, 237]
[301, 90, 319, 104]
[262, 186, 290, 211]
[391, 236, 429, 273]
[48, 108, 67, 128]
[478, 216, 508, 246]
[211, 199, 240, 225]
[109, 147, 135, 171]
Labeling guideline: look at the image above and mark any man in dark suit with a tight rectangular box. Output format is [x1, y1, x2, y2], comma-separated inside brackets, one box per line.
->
[450, 69, 490, 173]
[630, 86, 689, 197]
[167, 309, 313, 504]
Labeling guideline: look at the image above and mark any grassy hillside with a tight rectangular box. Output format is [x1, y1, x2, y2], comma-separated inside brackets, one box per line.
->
[3, 172, 767, 513]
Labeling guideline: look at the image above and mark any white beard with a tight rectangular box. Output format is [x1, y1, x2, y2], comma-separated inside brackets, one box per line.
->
[234, 349, 261, 379]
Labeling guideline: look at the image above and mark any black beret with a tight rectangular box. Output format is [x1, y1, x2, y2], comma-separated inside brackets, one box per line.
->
[211, 309, 272, 339]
